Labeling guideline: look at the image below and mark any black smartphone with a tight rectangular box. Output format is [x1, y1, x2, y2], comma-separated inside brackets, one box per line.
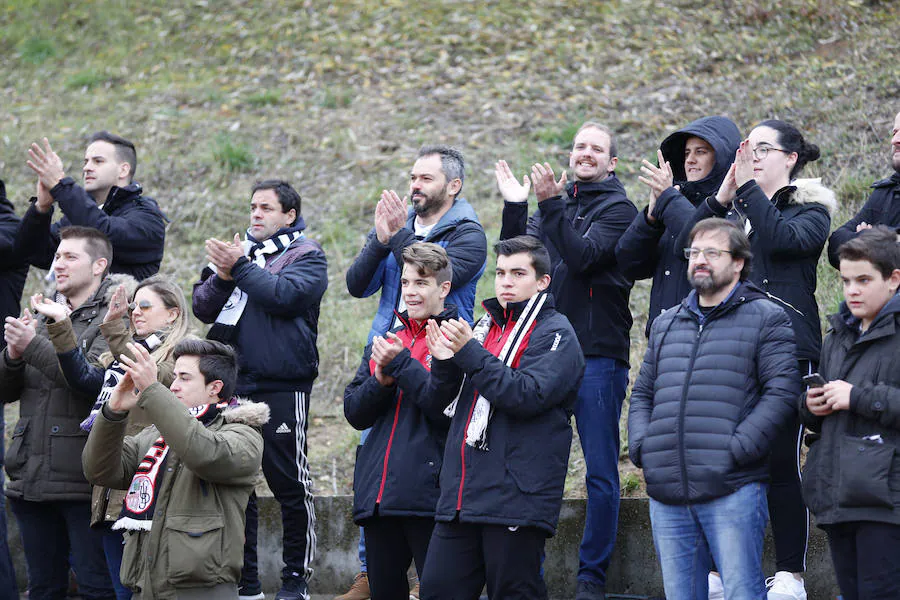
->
[802, 373, 826, 388]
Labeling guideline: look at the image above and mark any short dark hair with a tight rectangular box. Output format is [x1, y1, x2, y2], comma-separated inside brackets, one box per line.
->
[756, 120, 820, 180]
[688, 218, 753, 280]
[401, 242, 453, 284]
[252, 179, 301, 226]
[172, 338, 238, 400]
[88, 131, 137, 182]
[416, 145, 465, 197]
[59, 226, 113, 274]
[493, 235, 551, 278]
[576, 121, 618, 158]
[838, 225, 900, 278]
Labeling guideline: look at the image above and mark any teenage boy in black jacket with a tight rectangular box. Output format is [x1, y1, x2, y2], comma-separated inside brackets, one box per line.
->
[344, 243, 458, 600]
[496, 122, 636, 599]
[418, 236, 585, 600]
[17, 132, 166, 281]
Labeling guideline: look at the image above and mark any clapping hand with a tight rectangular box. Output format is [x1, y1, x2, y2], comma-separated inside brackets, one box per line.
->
[439, 318, 474, 353]
[495, 160, 531, 204]
[4, 310, 37, 360]
[531, 162, 567, 202]
[206, 233, 243, 280]
[375, 190, 407, 244]
[26, 138, 65, 193]
[733, 140, 755, 188]
[104, 285, 129, 323]
[426, 319, 454, 360]
[638, 150, 674, 220]
[118, 342, 158, 393]
[30, 293, 70, 323]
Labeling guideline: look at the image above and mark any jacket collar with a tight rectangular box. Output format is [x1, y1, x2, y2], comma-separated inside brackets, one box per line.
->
[246, 219, 307, 245]
[680, 280, 765, 322]
[831, 292, 900, 343]
[403, 197, 481, 239]
[102, 182, 143, 213]
[393, 304, 459, 337]
[482, 292, 555, 327]
[871, 171, 900, 189]
[564, 173, 626, 205]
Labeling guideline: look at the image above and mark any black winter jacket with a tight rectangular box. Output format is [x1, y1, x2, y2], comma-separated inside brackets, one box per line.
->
[800, 295, 900, 526]
[676, 179, 835, 362]
[344, 308, 457, 524]
[827, 172, 900, 268]
[0, 183, 27, 327]
[628, 282, 800, 505]
[616, 117, 741, 336]
[15, 177, 166, 281]
[501, 175, 637, 362]
[192, 221, 328, 395]
[426, 294, 585, 536]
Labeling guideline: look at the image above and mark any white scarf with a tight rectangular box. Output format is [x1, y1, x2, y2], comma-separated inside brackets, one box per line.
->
[444, 291, 548, 450]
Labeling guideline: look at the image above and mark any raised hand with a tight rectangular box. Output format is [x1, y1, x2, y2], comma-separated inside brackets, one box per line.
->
[108, 370, 139, 413]
[439, 318, 474, 353]
[638, 149, 674, 220]
[206, 234, 244, 280]
[426, 319, 454, 360]
[371, 332, 404, 367]
[35, 179, 54, 213]
[4, 313, 37, 360]
[715, 162, 738, 207]
[30, 293, 70, 323]
[733, 139, 755, 189]
[531, 162, 567, 202]
[495, 160, 531, 203]
[103, 285, 130, 323]
[118, 342, 158, 392]
[26, 138, 65, 191]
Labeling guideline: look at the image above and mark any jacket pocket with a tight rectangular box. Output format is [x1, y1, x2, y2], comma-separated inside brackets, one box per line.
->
[119, 530, 144, 591]
[5, 417, 30, 479]
[49, 420, 90, 483]
[837, 436, 895, 509]
[800, 440, 827, 515]
[165, 514, 225, 586]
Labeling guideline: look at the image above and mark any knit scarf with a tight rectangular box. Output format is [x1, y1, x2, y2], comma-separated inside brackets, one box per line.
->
[443, 291, 548, 450]
[112, 401, 225, 532]
[79, 333, 164, 432]
[208, 230, 302, 341]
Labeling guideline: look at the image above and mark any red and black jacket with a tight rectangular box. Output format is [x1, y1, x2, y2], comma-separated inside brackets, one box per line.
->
[425, 294, 585, 536]
[344, 306, 459, 524]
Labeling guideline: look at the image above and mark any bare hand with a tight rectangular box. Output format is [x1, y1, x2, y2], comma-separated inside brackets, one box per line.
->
[4, 313, 37, 360]
[377, 190, 407, 244]
[733, 140, 755, 188]
[371, 332, 404, 367]
[35, 179, 54, 213]
[715, 163, 738, 207]
[856, 222, 873, 233]
[426, 319, 454, 360]
[104, 285, 130, 323]
[373, 364, 395, 387]
[495, 160, 531, 204]
[30, 293, 70, 323]
[805, 386, 832, 416]
[531, 162, 567, 202]
[638, 150, 674, 218]
[108, 371, 139, 413]
[118, 342, 158, 392]
[26, 138, 65, 191]
[439, 318, 474, 353]
[206, 234, 243, 280]
[822, 379, 853, 412]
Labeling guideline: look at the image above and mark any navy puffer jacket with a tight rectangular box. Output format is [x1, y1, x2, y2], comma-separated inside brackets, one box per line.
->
[628, 282, 800, 504]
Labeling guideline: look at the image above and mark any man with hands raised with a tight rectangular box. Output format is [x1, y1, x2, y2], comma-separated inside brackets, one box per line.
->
[497, 122, 636, 600]
[343, 243, 458, 600]
[417, 236, 584, 600]
[82, 338, 268, 599]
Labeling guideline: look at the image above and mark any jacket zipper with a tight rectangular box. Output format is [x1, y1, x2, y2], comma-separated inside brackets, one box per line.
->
[376, 392, 403, 504]
[678, 321, 703, 501]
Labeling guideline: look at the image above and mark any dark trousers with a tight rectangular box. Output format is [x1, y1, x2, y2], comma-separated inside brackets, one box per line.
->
[824, 521, 900, 600]
[9, 497, 114, 600]
[0, 472, 18, 600]
[419, 521, 547, 600]
[241, 390, 316, 584]
[364, 516, 434, 600]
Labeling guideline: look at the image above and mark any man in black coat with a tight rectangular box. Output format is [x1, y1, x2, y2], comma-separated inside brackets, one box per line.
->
[16, 132, 166, 281]
[496, 123, 636, 600]
[418, 236, 585, 600]
[827, 110, 900, 267]
[628, 218, 799, 600]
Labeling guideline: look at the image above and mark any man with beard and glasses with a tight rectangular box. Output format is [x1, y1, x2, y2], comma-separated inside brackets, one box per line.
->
[628, 218, 799, 600]
[827, 110, 900, 267]
[340, 145, 486, 600]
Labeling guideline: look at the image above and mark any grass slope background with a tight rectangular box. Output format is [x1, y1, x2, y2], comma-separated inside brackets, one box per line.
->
[1, 0, 898, 497]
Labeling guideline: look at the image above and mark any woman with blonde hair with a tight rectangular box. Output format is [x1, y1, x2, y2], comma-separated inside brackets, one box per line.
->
[32, 274, 191, 600]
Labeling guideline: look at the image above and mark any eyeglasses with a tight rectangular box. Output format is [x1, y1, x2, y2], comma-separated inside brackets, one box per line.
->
[684, 247, 733, 260]
[751, 144, 790, 160]
[128, 300, 154, 313]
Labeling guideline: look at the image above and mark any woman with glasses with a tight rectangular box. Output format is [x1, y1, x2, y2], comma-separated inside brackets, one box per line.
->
[677, 120, 835, 600]
[31, 274, 190, 600]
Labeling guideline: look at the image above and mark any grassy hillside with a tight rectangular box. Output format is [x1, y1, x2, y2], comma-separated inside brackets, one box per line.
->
[1, 0, 898, 496]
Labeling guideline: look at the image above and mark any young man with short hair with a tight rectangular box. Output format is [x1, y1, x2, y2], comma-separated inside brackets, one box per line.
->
[344, 243, 458, 600]
[2, 226, 115, 599]
[801, 225, 900, 600]
[418, 235, 585, 600]
[83, 338, 268, 599]
[18, 132, 166, 280]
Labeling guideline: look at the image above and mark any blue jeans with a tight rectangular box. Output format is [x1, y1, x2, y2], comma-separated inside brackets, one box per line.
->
[101, 524, 132, 600]
[649, 482, 770, 600]
[575, 357, 629, 586]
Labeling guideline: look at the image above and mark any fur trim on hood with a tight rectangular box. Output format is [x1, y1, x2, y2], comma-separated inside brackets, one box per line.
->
[223, 397, 270, 428]
[789, 178, 837, 215]
[103, 273, 139, 303]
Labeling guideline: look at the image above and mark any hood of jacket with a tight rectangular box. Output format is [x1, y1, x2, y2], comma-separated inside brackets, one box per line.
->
[660, 116, 742, 203]
[774, 178, 838, 215]
[681, 280, 769, 317]
[404, 196, 481, 239]
[222, 398, 271, 428]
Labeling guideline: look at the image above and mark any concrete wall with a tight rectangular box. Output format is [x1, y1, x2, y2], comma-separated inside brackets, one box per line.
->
[6, 496, 841, 598]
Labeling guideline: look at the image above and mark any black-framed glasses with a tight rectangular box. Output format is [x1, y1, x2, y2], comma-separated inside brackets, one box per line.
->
[751, 144, 790, 160]
[128, 299, 154, 313]
[684, 247, 733, 260]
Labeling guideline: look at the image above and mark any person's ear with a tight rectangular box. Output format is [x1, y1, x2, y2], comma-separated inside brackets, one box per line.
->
[536, 273, 551, 291]
[166, 308, 179, 326]
[447, 178, 462, 198]
[207, 379, 224, 399]
[284, 208, 297, 227]
[118, 161, 132, 182]
[92, 258, 108, 277]
[607, 156, 618, 173]
[888, 269, 900, 293]
[439, 280, 451, 300]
